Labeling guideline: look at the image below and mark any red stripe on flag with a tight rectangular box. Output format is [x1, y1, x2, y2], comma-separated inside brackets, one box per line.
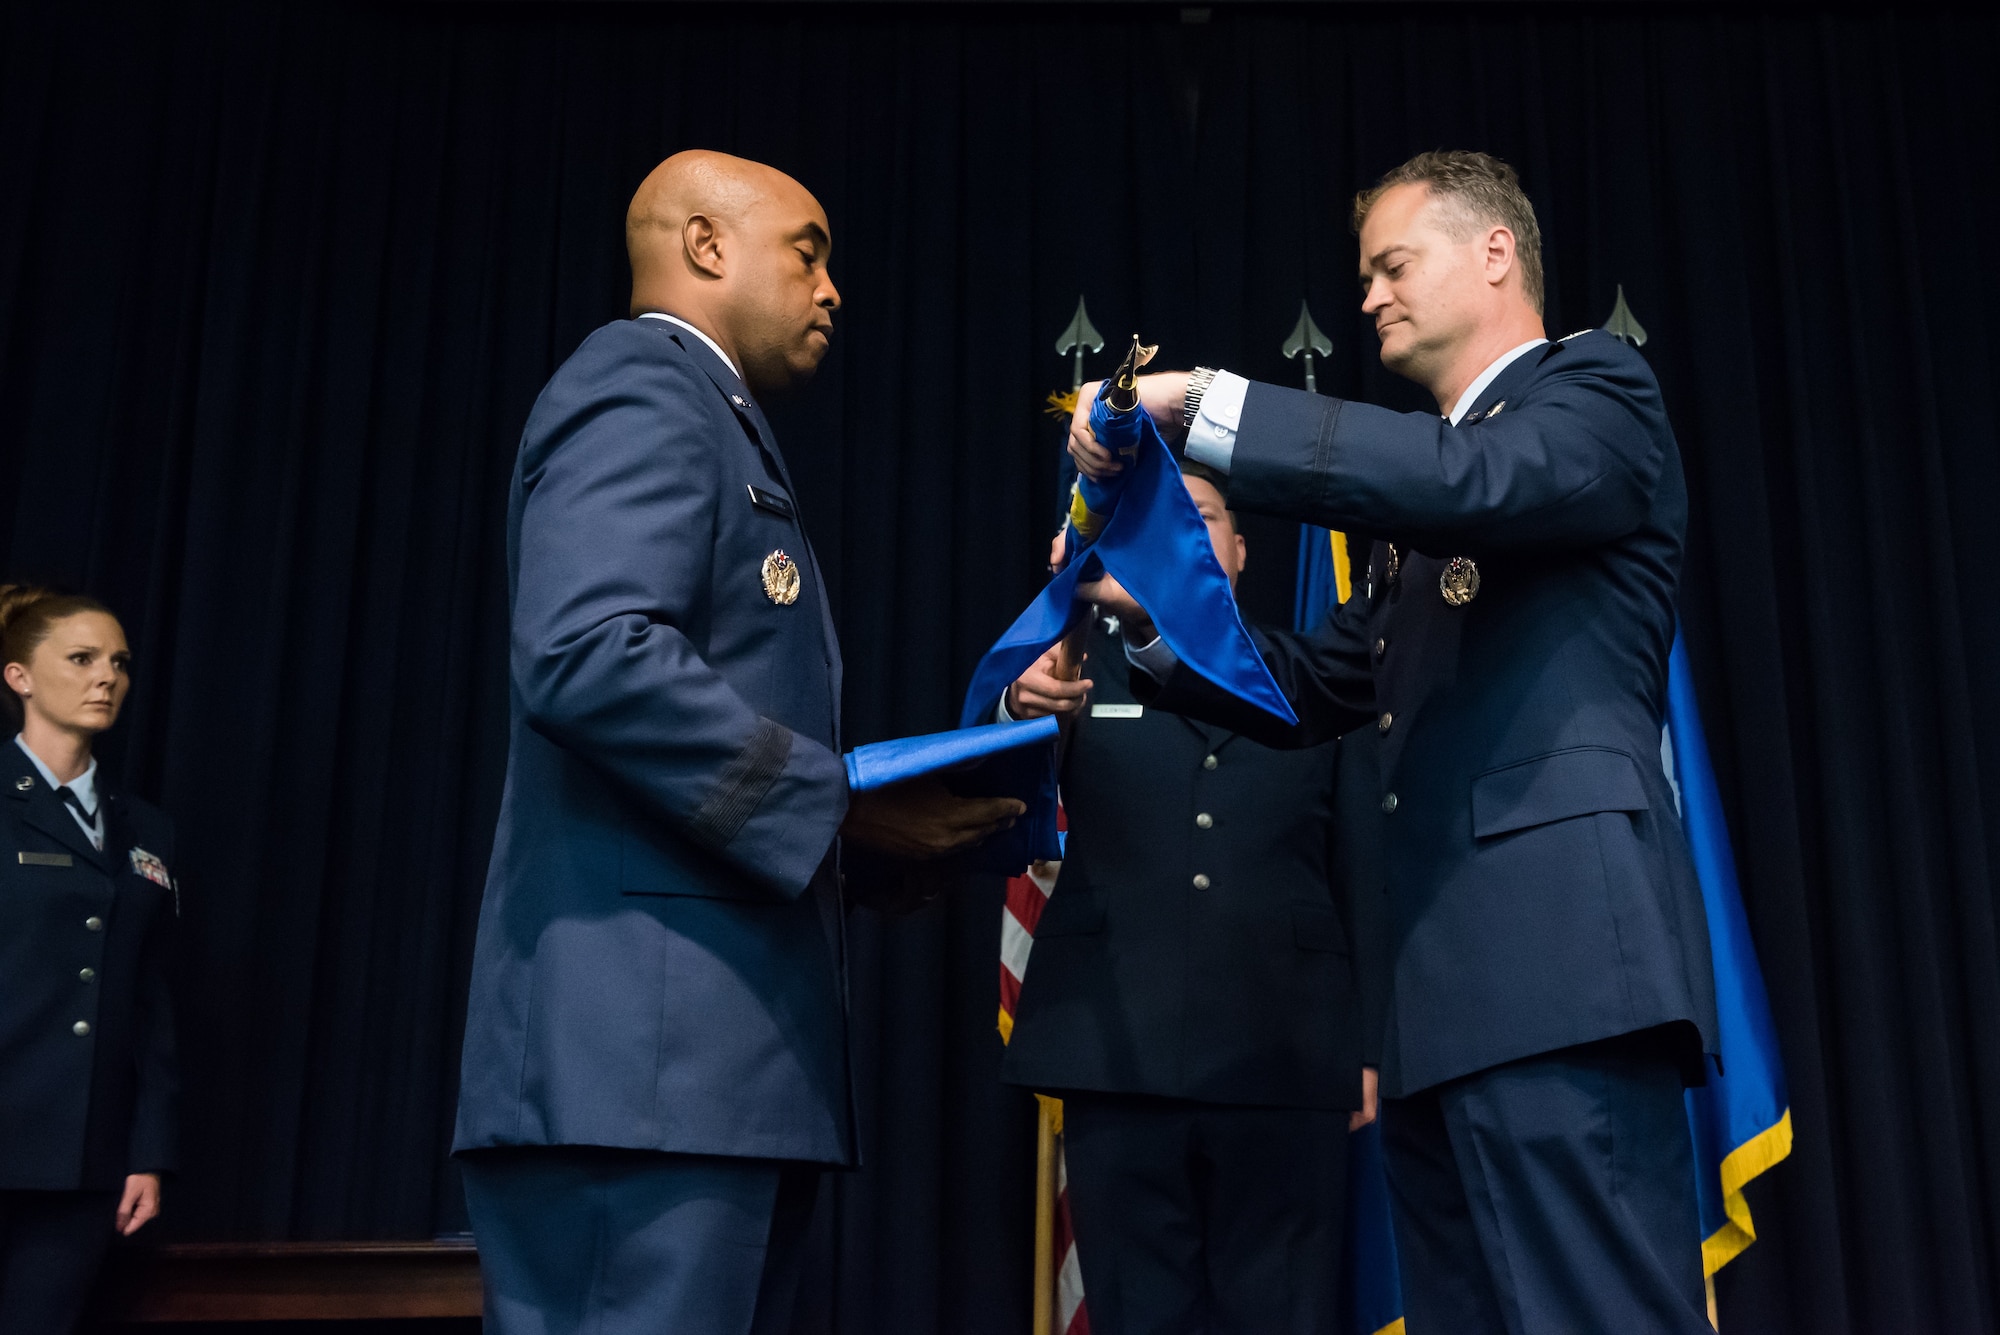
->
[1006, 872, 1050, 935]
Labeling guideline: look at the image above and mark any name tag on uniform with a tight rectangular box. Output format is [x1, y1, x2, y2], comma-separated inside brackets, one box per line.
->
[19, 851, 72, 867]
[1090, 704, 1144, 719]
[746, 485, 795, 519]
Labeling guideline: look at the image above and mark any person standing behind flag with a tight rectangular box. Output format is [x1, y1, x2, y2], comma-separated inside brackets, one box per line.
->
[1068, 151, 1718, 1334]
[997, 461, 1386, 1335]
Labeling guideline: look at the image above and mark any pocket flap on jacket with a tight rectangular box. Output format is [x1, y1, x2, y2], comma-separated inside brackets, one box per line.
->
[1472, 747, 1650, 839]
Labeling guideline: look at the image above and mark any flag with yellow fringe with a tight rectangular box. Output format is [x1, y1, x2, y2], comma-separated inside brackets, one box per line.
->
[1664, 630, 1793, 1312]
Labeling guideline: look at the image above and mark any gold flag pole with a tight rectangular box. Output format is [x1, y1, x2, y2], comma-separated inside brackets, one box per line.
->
[1032, 1095, 1059, 1335]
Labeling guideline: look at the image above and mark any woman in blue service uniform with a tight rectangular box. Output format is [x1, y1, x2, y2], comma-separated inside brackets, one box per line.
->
[0, 586, 178, 1332]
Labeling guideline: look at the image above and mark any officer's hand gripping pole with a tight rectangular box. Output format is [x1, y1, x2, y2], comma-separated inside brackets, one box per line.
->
[1064, 334, 1157, 554]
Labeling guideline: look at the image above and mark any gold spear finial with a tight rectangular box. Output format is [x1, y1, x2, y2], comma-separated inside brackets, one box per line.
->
[1103, 334, 1159, 413]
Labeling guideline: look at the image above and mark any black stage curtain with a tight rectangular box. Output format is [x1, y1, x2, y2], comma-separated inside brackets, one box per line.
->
[2, 5, 1996, 1333]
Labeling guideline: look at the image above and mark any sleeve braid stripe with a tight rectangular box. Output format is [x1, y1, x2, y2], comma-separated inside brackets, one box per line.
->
[688, 717, 793, 850]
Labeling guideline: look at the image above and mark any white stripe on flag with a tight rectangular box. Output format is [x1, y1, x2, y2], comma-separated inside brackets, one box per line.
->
[1058, 1243, 1086, 1333]
[1056, 1144, 1086, 1332]
[1001, 906, 1036, 983]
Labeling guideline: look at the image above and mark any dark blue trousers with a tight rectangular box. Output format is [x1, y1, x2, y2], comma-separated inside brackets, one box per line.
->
[1381, 1032, 1709, 1335]
[461, 1147, 818, 1335]
[1060, 1093, 1351, 1335]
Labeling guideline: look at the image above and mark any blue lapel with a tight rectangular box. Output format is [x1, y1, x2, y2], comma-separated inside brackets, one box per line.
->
[649, 322, 846, 744]
[1456, 340, 1556, 427]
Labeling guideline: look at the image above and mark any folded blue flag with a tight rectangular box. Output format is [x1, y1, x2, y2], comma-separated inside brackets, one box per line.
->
[959, 396, 1296, 730]
[844, 716, 1059, 791]
[845, 716, 1063, 874]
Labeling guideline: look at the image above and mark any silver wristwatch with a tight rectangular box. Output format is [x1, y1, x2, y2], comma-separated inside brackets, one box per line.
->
[1183, 366, 1220, 429]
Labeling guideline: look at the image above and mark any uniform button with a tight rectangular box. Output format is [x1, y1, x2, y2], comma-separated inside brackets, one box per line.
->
[84, 916, 104, 932]
[1374, 638, 1387, 658]
[1192, 873, 1212, 891]
[1378, 712, 1394, 734]
[1202, 754, 1218, 770]
[79, 968, 95, 983]
[73, 1021, 91, 1037]
[1195, 812, 1213, 830]
[1381, 792, 1399, 814]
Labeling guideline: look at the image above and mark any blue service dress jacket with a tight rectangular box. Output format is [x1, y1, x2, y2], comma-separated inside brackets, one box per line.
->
[1133, 332, 1718, 1099]
[1001, 619, 1386, 1111]
[0, 752, 178, 1190]
[454, 317, 856, 1167]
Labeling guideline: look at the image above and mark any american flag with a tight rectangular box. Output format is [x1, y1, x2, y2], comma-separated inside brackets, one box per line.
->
[1000, 840, 1090, 1335]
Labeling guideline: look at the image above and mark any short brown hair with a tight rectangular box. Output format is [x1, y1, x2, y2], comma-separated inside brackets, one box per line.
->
[0, 585, 116, 727]
[1352, 150, 1545, 315]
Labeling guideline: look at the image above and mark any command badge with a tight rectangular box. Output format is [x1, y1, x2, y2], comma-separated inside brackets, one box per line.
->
[1440, 556, 1481, 607]
[761, 550, 801, 605]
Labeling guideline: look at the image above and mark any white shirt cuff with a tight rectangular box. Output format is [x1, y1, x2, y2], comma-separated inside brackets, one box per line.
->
[994, 692, 1016, 724]
[1183, 370, 1250, 474]
[1123, 633, 1181, 681]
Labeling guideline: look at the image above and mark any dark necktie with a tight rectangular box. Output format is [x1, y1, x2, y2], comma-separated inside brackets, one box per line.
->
[59, 786, 99, 845]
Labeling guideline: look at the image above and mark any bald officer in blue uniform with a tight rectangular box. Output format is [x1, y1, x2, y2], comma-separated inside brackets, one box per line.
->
[1069, 151, 1718, 1335]
[453, 151, 1021, 1335]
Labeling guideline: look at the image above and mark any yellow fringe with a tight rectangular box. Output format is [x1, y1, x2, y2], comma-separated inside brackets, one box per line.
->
[1068, 483, 1107, 541]
[1371, 1320, 1406, 1335]
[1046, 388, 1080, 419]
[1330, 530, 1353, 605]
[1701, 1109, 1795, 1276]
[1037, 1092, 1065, 1137]
[997, 1006, 1015, 1044]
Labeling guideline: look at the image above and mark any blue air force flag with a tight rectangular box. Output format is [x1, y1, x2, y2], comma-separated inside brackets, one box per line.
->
[960, 388, 1295, 732]
[1663, 630, 1794, 1274]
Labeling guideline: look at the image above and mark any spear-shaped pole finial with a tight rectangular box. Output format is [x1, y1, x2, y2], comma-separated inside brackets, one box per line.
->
[1282, 300, 1333, 393]
[1603, 284, 1648, 347]
[1056, 296, 1106, 392]
[1103, 334, 1160, 414]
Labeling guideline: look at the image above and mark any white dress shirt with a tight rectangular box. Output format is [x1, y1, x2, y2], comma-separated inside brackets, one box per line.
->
[638, 311, 741, 380]
[1130, 338, 1548, 677]
[15, 734, 105, 850]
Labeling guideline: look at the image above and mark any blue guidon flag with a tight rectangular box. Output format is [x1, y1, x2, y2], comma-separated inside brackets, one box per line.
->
[1663, 630, 1794, 1289]
[961, 361, 1295, 733]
